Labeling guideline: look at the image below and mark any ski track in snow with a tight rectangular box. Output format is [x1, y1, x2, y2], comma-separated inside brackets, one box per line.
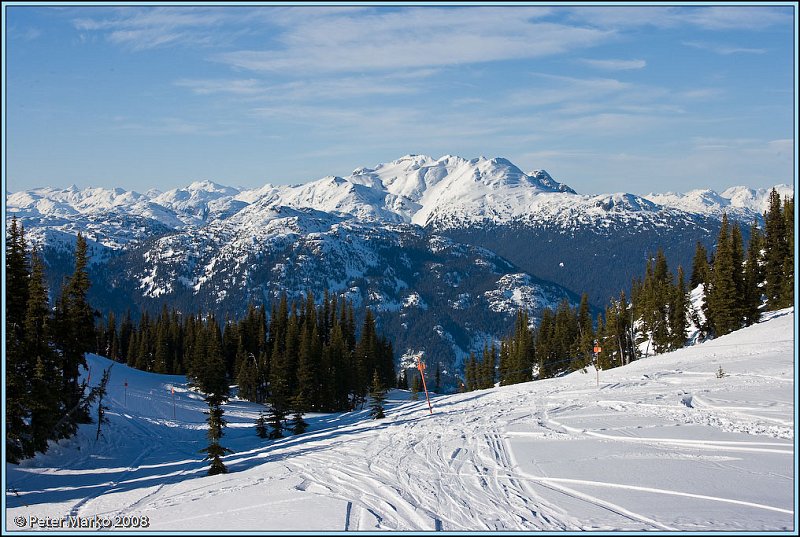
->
[5, 309, 795, 532]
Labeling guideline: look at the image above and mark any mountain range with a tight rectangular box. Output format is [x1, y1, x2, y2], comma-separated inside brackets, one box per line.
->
[6, 154, 792, 381]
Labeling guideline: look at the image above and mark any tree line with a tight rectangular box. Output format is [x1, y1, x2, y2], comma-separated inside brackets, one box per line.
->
[6, 220, 99, 463]
[461, 188, 794, 391]
[96, 291, 395, 414]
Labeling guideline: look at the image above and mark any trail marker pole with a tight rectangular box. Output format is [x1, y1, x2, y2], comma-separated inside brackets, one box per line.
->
[593, 343, 602, 387]
[417, 357, 433, 414]
[124, 379, 128, 407]
[171, 386, 176, 419]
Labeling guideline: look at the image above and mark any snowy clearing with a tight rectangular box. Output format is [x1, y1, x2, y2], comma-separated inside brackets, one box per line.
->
[5, 309, 795, 532]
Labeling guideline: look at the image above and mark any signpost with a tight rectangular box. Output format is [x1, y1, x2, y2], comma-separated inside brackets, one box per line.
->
[124, 379, 128, 407]
[171, 386, 176, 419]
[592, 342, 602, 387]
[416, 356, 433, 414]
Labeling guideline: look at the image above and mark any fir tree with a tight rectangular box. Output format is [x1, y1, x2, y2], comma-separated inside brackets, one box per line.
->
[255, 411, 268, 439]
[95, 366, 113, 441]
[743, 222, 764, 325]
[706, 214, 741, 336]
[782, 196, 794, 307]
[198, 348, 233, 475]
[668, 266, 688, 350]
[368, 370, 386, 419]
[53, 232, 96, 436]
[266, 402, 286, 439]
[410, 372, 420, 401]
[764, 188, 789, 309]
[6, 218, 32, 461]
[690, 241, 710, 290]
[574, 293, 594, 370]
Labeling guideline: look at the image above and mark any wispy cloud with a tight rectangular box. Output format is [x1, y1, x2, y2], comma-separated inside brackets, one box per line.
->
[682, 41, 766, 55]
[213, 7, 612, 74]
[567, 6, 790, 31]
[111, 116, 241, 136]
[579, 58, 646, 70]
[72, 7, 250, 50]
[175, 75, 422, 101]
[8, 24, 43, 41]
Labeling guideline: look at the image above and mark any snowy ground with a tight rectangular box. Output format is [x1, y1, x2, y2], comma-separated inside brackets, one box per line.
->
[5, 309, 796, 532]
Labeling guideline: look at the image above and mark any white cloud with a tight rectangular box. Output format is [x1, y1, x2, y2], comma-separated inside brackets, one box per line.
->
[567, 6, 790, 31]
[682, 41, 767, 55]
[213, 8, 612, 74]
[580, 58, 646, 70]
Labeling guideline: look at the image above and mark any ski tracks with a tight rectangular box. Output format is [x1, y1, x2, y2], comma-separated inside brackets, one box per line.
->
[282, 394, 578, 531]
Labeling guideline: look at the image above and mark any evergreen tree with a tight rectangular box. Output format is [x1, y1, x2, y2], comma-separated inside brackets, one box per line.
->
[730, 223, 746, 323]
[764, 188, 789, 309]
[706, 214, 741, 336]
[25, 248, 61, 456]
[481, 343, 497, 389]
[690, 241, 710, 290]
[574, 293, 594, 370]
[668, 266, 688, 349]
[255, 411, 268, 439]
[782, 196, 794, 307]
[266, 402, 286, 440]
[410, 372, 420, 400]
[743, 222, 765, 325]
[95, 366, 113, 441]
[397, 370, 408, 390]
[6, 218, 31, 462]
[368, 370, 386, 419]
[52, 232, 96, 436]
[198, 344, 233, 475]
[288, 400, 308, 435]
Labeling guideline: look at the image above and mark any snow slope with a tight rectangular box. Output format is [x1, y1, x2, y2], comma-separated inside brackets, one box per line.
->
[5, 310, 795, 532]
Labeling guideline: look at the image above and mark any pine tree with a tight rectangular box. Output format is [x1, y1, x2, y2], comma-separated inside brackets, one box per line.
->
[781, 196, 794, 307]
[743, 222, 764, 325]
[410, 372, 420, 401]
[764, 188, 789, 309]
[23, 248, 61, 455]
[730, 223, 746, 323]
[6, 218, 32, 461]
[368, 370, 386, 419]
[574, 293, 594, 369]
[706, 214, 741, 336]
[95, 366, 113, 441]
[668, 266, 688, 350]
[53, 232, 96, 436]
[198, 344, 233, 475]
[288, 399, 308, 435]
[266, 402, 286, 440]
[255, 411, 268, 439]
[690, 241, 710, 290]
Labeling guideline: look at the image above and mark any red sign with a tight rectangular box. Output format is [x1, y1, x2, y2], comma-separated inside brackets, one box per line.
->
[593, 346, 602, 353]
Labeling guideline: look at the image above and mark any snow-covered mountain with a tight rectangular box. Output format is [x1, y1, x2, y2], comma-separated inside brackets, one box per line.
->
[7, 154, 792, 373]
[645, 184, 794, 222]
[6, 308, 794, 531]
[10, 155, 787, 236]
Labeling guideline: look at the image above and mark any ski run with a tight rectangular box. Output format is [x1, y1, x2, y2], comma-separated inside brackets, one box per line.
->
[5, 308, 795, 533]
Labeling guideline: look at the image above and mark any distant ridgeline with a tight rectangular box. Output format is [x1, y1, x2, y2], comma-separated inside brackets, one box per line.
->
[4, 187, 793, 462]
[460, 189, 793, 393]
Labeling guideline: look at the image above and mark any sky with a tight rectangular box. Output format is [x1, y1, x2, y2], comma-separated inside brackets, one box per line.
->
[3, 3, 797, 196]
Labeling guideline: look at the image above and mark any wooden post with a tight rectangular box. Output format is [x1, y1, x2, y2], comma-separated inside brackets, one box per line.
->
[417, 358, 433, 414]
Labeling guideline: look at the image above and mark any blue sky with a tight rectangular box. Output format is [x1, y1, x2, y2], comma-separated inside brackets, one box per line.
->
[3, 3, 796, 195]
